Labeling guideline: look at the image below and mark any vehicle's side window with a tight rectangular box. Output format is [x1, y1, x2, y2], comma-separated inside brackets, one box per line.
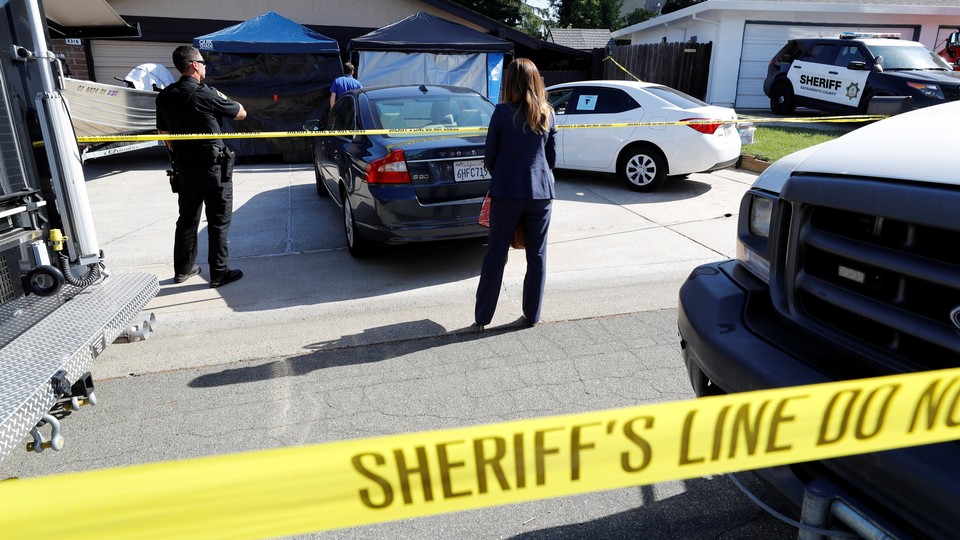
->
[776, 41, 804, 63]
[800, 44, 839, 64]
[548, 89, 575, 115]
[566, 87, 639, 115]
[333, 97, 356, 132]
[834, 45, 866, 67]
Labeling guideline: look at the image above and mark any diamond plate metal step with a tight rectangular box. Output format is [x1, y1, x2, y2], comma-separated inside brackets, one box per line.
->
[0, 272, 158, 463]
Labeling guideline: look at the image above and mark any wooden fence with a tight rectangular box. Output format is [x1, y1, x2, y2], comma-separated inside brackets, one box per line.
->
[541, 70, 591, 87]
[603, 42, 713, 100]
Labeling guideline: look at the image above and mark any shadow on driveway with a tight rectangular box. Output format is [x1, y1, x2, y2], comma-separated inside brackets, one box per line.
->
[554, 169, 712, 205]
[188, 319, 526, 388]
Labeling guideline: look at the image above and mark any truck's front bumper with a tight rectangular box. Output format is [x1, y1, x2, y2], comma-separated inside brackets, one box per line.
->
[678, 261, 829, 396]
[678, 260, 960, 540]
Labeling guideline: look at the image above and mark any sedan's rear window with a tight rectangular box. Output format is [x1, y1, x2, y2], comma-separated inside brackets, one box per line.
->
[369, 94, 494, 133]
[643, 86, 709, 109]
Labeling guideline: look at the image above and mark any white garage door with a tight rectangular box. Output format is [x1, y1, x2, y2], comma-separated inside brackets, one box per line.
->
[89, 40, 177, 87]
[735, 24, 917, 109]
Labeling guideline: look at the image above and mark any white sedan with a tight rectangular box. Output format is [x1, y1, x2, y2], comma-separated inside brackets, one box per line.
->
[546, 80, 742, 191]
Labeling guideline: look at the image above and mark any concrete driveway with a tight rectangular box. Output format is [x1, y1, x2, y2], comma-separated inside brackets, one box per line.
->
[86, 146, 756, 381]
[3, 148, 801, 539]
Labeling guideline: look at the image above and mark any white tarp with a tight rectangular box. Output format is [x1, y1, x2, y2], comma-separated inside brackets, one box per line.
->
[358, 51, 487, 96]
[123, 63, 175, 90]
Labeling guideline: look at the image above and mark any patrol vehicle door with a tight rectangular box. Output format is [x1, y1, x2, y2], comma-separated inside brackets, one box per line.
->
[788, 43, 869, 109]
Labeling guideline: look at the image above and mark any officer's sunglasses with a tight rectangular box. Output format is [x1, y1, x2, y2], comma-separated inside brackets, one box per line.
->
[191, 58, 207, 65]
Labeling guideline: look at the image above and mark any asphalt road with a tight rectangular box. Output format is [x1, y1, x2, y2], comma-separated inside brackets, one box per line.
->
[3, 148, 797, 538]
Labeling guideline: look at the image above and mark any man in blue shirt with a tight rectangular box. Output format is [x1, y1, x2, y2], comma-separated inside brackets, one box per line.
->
[329, 62, 362, 109]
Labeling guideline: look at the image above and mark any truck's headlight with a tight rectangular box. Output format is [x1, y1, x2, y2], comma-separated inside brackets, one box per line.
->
[737, 192, 775, 283]
[749, 196, 772, 237]
[907, 82, 944, 100]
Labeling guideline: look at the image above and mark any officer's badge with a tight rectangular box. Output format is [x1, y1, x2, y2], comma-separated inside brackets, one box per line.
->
[845, 82, 860, 100]
[215, 89, 228, 100]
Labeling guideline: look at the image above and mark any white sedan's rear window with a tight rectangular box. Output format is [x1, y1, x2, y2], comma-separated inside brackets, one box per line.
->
[644, 86, 709, 109]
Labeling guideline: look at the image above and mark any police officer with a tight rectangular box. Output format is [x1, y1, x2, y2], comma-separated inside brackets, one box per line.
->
[157, 45, 246, 288]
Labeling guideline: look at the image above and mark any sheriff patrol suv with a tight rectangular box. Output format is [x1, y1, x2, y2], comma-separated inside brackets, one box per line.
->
[763, 32, 960, 114]
[679, 101, 960, 538]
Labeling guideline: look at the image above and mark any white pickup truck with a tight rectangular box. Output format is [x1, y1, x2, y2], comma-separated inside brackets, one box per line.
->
[679, 101, 960, 539]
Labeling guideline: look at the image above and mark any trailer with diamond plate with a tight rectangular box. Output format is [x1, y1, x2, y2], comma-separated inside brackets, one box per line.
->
[0, 0, 157, 463]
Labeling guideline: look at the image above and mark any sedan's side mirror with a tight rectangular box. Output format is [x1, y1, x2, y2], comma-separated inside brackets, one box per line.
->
[847, 61, 867, 71]
[303, 119, 321, 131]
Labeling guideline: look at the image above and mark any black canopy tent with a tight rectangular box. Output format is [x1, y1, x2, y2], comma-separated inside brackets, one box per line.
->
[348, 12, 513, 100]
[193, 11, 342, 161]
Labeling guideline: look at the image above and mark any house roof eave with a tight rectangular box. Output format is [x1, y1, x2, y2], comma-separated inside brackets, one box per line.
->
[611, 0, 960, 38]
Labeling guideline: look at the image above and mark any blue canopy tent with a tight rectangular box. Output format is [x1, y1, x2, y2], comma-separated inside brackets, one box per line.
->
[194, 11, 342, 161]
[348, 12, 513, 100]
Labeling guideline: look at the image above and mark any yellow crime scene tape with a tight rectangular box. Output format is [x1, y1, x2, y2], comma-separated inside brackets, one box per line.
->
[2, 367, 960, 538]
[73, 112, 887, 146]
[64, 55, 881, 147]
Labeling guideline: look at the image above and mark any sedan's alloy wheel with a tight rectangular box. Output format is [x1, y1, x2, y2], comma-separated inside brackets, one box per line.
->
[625, 154, 657, 186]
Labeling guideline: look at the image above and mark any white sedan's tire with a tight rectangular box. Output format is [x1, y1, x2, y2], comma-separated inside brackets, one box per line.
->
[618, 145, 667, 192]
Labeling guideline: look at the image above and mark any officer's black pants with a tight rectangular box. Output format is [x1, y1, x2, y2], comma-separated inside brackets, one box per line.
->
[174, 160, 232, 281]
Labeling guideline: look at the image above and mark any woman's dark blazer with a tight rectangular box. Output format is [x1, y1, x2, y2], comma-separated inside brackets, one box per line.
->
[483, 103, 557, 200]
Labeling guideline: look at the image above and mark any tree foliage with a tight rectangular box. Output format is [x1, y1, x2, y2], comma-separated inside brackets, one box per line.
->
[624, 8, 655, 27]
[518, 2, 551, 40]
[449, 0, 524, 27]
[551, 0, 624, 29]
[661, 0, 704, 16]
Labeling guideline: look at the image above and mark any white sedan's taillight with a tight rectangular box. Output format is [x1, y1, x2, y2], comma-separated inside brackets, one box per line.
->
[682, 118, 723, 135]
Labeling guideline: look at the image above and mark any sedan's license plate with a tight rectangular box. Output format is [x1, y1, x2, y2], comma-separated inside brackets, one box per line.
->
[454, 160, 490, 182]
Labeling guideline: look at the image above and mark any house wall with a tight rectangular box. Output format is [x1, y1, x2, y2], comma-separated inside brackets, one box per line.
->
[50, 39, 91, 80]
[73, 1, 489, 85]
[617, 6, 960, 108]
[106, 0, 485, 32]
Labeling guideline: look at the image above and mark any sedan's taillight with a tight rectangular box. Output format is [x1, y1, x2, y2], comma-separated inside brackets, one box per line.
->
[367, 149, 411, 184]
[682, 118, 723, 135]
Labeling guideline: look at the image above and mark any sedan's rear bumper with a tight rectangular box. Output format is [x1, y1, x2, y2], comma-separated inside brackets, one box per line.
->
[703, 156, 739, 173]
[353, 186, 488, 244]
[661, 129, 742, 176]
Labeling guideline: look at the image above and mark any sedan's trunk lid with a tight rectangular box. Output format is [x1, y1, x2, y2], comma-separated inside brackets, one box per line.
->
[392, 135, 490, 204]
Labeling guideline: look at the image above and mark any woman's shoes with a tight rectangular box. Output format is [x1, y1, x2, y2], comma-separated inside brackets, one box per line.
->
[518, 316, 539, 328]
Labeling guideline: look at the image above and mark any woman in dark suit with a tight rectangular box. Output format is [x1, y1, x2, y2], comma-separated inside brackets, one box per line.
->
[475, 58, 557, 329]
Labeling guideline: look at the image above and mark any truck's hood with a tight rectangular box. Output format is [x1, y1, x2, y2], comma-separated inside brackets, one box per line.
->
[753, 100, 960, 193]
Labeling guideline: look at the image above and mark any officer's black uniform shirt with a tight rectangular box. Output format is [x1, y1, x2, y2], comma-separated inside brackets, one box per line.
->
[156, 76, 241, 159]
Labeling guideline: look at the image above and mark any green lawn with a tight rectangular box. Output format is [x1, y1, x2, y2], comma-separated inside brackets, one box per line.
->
[743, 126, 845, 163]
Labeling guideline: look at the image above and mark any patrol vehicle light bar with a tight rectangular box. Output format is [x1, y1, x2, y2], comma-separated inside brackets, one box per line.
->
[839, 31, 901, 40]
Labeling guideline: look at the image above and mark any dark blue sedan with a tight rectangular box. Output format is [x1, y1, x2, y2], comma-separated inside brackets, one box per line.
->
[303, 85, 494, 257]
